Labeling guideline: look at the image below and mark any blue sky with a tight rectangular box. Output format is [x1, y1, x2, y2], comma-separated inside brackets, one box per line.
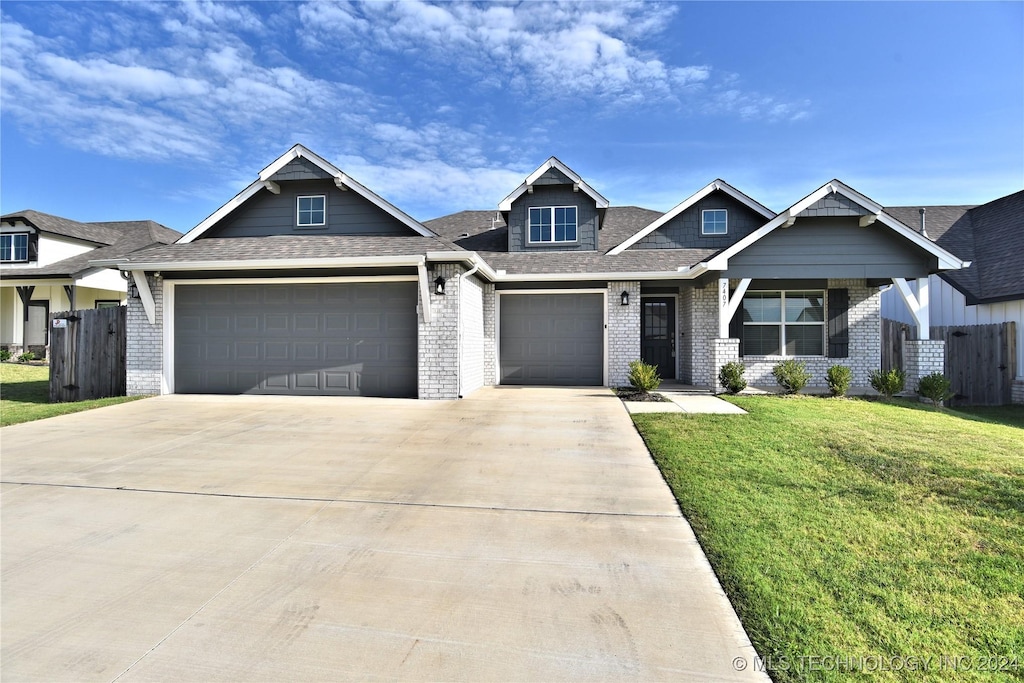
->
[1, 1, 1021, 234]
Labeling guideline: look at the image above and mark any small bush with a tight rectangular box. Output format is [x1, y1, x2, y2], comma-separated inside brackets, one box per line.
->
[917, 372, 954, 407]
[772, 359, 810, 394]
[826, 365, 852, 397]
[627, 359, 662, 394]
[718, 362, 747, 394]
[17, 351, 35, 363]
[0, 349, 10, 362]
[869, 368, 906, 399]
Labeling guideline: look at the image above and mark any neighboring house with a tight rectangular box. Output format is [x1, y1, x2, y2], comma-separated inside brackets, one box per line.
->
[881, 191, 1024, 403]
[107, 144, 967, 399]
[0, 210, 180, 357]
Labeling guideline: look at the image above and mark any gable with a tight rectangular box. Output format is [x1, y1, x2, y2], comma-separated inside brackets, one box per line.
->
[507, 185, 599, 252]
[798, 192, 870, 217]
[533, 167, 574, 186]
[204, 179, 415, 238]
[268, 156, 335, 182]
[630, 189, 767, 250]
[725, 216, 935, 279]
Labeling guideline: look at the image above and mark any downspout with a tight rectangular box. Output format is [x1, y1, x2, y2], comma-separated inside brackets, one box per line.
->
[457, 261, 481, 398]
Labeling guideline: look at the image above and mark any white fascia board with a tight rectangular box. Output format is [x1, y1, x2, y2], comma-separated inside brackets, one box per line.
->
[424, 251, 500, 281]
[177, 181, 265, 244]
[109, 256, 427, 272]
[497, 157, 609, 212]
[0, 278, 74, 287]
[495, 265, 709, 282]
[608, 179, 774, 255]
[335, 172, 435, 237]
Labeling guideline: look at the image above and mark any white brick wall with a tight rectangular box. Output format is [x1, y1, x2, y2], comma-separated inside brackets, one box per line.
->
[418, 263, 462, 399]
[710, 338, 740, 391]
[126, 273, 163, 396]
[482, 282, 496, 387]
[904, 339, 945, 390]
[687, 283, 719, 388]
[607, 281, 640, 387]
[1012, 380, 1024, 405]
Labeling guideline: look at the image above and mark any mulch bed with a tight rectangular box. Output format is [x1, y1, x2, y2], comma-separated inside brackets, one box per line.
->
[614, 388, 670, 402]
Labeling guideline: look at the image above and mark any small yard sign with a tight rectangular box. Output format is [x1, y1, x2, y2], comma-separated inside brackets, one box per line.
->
[52, 318, 68, 329]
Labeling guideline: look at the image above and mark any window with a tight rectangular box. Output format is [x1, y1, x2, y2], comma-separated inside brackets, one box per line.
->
[95, 300, 122, 309]
[742, 290, 824, 356]
[0, 233, 29, 262]
[702, 209, 728, 235]
[296, 195, 326, 227]
[529, 206, 577, 243]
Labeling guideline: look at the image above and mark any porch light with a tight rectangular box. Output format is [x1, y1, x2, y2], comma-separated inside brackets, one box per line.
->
[620, 290, 630, 306]
[128, 282, 139, 299]
[434, 276, 447, 295]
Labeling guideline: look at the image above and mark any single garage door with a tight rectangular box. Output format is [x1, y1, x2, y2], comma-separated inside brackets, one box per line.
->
[175, 282, 417, 397]
[499, 293, 604, 385]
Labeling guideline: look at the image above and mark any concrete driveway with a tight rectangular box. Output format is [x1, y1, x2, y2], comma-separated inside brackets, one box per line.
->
[1, 387, 764, 682]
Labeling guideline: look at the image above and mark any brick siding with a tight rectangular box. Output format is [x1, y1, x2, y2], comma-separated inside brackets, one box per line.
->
[607, 281, 640, 387]
[126, 273, 163, 396]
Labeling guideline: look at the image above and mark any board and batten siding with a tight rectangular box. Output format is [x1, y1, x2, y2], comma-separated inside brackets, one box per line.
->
[632, 189, 767, 250]
[507, 185, 599, 252]
[881, 274, 1024, 380]
[725, 218, 933, 279]
[207, 179, 411, 238]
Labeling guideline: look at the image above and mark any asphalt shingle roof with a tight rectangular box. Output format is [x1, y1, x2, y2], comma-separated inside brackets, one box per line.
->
[117, 234, 463, 264]
[0, 213, 181, 280]
[886, 190, 1023, 303]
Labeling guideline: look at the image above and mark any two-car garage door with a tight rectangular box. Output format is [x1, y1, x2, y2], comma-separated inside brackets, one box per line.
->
[174, 282, 417, 397]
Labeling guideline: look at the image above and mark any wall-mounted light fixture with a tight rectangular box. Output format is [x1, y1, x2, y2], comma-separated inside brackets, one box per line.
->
[620, 290, 630, 306]
[128, 282, 139, 299]
[434, 276, 447, 295]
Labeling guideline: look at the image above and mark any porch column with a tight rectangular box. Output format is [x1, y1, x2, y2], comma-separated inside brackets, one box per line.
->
[711, 278, 748, 392]
[607, 281, 640, 387]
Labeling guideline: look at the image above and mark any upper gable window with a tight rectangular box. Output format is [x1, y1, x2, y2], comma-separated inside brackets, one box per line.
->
[529, 207, 577, 243]
[296, 195, 326, 227]
[0, 233, 29, 262]
[702, 209, 728, 235]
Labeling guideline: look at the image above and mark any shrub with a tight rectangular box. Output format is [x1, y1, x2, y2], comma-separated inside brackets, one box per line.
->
[627, 359, 662, 394]
[718, 362, 747, 394]
[17, 351, 35, 363]
[0, 349, 10, 362]
[772, 359, 810, 394]
[869, 368, 906, 399]
[917, 372, 954, 407]
[826, 365, 852, 397]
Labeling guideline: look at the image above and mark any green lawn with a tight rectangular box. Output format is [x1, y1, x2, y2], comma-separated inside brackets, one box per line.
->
[0, 363, 145, 427]
[634, 396, 1023, 682]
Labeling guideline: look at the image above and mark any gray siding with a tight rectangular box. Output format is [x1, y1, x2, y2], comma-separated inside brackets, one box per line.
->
[632, 190, 767, 250]
[533, 167, 574, 186]
[799, 192, 869, 217]
[507, 185, 598, 252]
[207, 180, 411, 238]
[269, 157, 334, 182]
[725, 217, 935, 279]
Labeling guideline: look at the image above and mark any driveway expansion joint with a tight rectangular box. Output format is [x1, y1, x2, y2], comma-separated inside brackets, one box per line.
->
[0, 480, 682, 519]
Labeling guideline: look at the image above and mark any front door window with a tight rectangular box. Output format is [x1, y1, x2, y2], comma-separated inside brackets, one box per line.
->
[641, 297, 675, 380]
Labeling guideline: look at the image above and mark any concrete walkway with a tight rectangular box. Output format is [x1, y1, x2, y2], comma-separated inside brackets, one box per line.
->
[1, 388, 765, 682]
[624, 391, 748, 415]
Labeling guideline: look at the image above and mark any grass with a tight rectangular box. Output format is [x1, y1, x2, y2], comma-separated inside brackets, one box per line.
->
[0, 363, 145, 427]
[634, 396, 1023, 682]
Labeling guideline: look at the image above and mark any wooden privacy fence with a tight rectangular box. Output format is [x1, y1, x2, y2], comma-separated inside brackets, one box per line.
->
[881, 319, 1017, 406]
[49, 307, 127, 402]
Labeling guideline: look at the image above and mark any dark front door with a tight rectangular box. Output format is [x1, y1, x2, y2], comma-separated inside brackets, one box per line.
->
[642, 297, 675, 380]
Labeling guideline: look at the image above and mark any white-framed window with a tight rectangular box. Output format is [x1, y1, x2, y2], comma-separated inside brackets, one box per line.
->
[742, 290, 825, 356]
[296, 195, 326, 227]
[0, 233, 29, 262]
[702, 209, 728, 235]
[529, 206, 577, 243]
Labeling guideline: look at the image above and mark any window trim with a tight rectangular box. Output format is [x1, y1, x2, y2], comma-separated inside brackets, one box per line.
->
[701, 209, 728, 236]
[742, 289, 826, 357]
[0, 232, 30, 263]
[527, 206, 579, 244]
[296, 195, 327, 228]
[94, 300, 123, 309]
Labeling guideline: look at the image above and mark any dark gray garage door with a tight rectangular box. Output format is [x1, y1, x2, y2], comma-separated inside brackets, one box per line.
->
[175, 282, 417, 397]
[499, 293, 604, 385]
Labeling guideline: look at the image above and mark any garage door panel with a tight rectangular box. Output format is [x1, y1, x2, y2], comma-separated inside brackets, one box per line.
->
[500, 293, 604, 386]
[175, 283, 416, 397]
